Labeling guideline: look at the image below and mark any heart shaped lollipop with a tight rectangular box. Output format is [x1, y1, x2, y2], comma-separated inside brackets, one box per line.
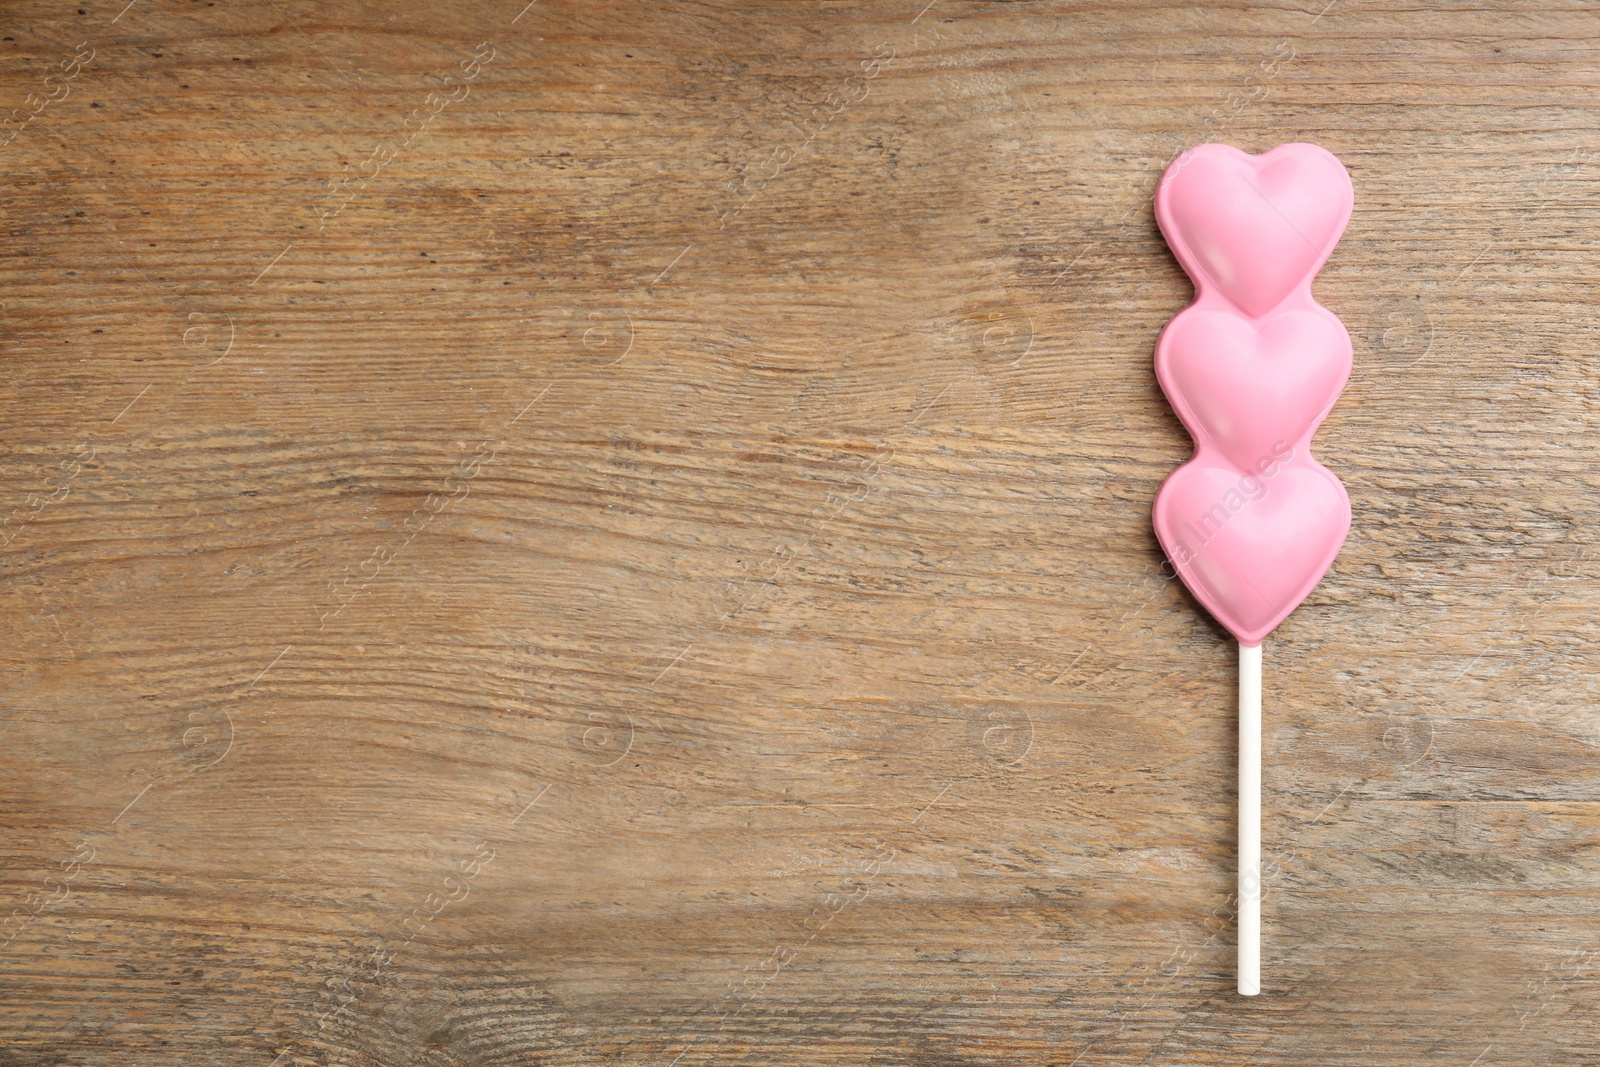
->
[1150, 142, 1354, 996]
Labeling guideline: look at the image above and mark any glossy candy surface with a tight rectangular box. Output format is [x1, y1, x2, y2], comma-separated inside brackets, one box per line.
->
[1151, 143, 1354, 647]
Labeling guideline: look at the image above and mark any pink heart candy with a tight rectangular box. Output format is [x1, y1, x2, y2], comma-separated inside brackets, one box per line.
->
[1159, 307, 1351, 473]
[1151, 143, 1354, 646]
[1154, 460, 1351, 646]
[1158, 143, 1352, 318]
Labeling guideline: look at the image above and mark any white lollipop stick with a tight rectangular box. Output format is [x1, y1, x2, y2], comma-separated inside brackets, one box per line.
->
[1238, 640, 1262, 996]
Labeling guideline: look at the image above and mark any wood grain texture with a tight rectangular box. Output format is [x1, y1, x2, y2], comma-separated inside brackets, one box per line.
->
[4, 1, 1600, 1063]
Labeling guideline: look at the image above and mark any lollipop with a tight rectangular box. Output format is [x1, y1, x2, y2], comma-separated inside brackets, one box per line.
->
[1150, 143, 1354, 996]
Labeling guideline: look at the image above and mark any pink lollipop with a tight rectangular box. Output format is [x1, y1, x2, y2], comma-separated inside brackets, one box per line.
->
[1150, 143, 1354, 995]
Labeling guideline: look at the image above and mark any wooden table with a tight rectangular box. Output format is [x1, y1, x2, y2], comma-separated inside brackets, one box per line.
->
[4, 1, 1598, 1063]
